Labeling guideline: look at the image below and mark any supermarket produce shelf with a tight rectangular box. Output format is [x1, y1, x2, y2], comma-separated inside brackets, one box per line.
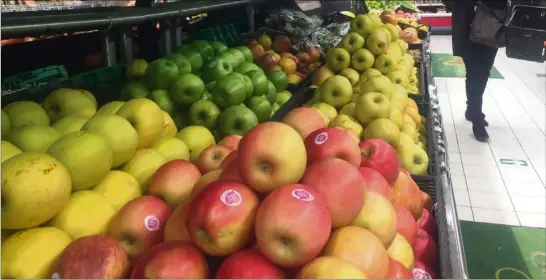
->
[1, 0, 267, 39]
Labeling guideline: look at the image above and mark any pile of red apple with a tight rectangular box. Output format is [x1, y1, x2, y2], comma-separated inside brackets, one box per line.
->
[50, 122, 440, 279]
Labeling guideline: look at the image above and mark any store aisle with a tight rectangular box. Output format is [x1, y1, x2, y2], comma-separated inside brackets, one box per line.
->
[431, 35, 546, 228]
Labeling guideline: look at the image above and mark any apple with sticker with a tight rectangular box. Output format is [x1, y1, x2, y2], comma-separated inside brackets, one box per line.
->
[304, 127, 362, 167]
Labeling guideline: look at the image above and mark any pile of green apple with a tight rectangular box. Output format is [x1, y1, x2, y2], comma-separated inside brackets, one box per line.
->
[121, 39, 294, 140]
[299, 12, 429, 176]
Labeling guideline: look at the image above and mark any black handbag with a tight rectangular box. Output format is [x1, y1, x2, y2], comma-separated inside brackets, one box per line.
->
[469, 1, 511, 48]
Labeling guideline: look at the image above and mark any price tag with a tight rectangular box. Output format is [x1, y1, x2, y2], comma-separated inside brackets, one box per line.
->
[296, 0, 321, 11]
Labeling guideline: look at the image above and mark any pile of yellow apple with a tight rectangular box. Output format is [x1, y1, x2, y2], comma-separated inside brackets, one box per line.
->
[302, 12, 429, 176]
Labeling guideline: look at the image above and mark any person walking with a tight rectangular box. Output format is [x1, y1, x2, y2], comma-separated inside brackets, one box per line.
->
[443, 0, 509, 142]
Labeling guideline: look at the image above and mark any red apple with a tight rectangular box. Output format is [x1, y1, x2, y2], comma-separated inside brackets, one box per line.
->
[386, 257, 413, 279]
[272, 35, 292, 54]
[414, 229, 438, 269]
[305, 45, 321, 63]
[394, 204, 418, 247]
[250, 43, 266, 61]
[220, 150, 238, 170]
[359, 139, 400, 185]
[130, 241, 208, 279]
[255, 184, 331, 267]
[53, 235, 130, 278]
[282, 108, 326, 140]
[186, 180, 259, 256]
[300, 158, 364, 228]
[417, 208, 438, 241]
[219, 158, 244, 183]
[108, 196, 171, 259]
[359, 167, 392, 200]
[257, 54, 279, 72]
[413, 260, 438, 279]
[238, 122, 307, 193]
[215, 248, 285, 279]
[148, 160, 201, 208]
[305, 127, 361, 167]
[218, 134, 242, 151]
[164, 203, 191, 242]
[196, 145, 232, 173]
[190, 169, 222, 200]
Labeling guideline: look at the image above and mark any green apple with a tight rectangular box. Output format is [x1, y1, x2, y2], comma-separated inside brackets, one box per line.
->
[217, 105, 259, 137]
[217, 51, 237, 68]
[1, 140, 21, 163]
[265, 81, 277, 103]
[9, 125, 60, 152]
[176, 125, 216, 161]
[233, 46, 253, 63]
[175, 44, 190, 53]
[209, 41, 228, 56]
[374, 53, 397, 74]
[96, 101, 125, 116]
[120, 82, 148, 101]
[363, 118, 401, 147]
[143, 58, 179, 91]
[382, 23, 400, 42]
[359, 76, 394, 99]
[231, 72, 254, 98]
[202, 91, 214, 100]
[1, 110, 11, 138]
[205, 81, 217, 92]
[235, 61, 264, 75]
[203, 57, 233, 82]
[149, 89, 175, 116]
[178, 49, 204, 73]
[212, 73, 248, 108]
[387, 71, 410, 88]
[165, 53, 192, 75]
[126, 58, 148, 80]
[190, 40, 214, 63]
[351, 48, 375, 72]
[267, 71, 288, 92]
[226, 49, 246, 68]
[52, 115, 91, 135]
[245, 96, 272, 123]
[366, 29, 390, 56]
[275, 90, 293, 106]
[399, 144, 429, 175]
[169, 73, 205, 107]
[340, 32, 365, 54]
[319, 75, 353, 108]
[355, 92, 391, 125]
[245, 70, 268, 96]
[271, 102, 281, 116]
[188, 99, 221, 129]
[41, 88, 97, 122]
[350, 14, 375, 36]
[326, 47, 351, 72]
[82, 115, 139, 167]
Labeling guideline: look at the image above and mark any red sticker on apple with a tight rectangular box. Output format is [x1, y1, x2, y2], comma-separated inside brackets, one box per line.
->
[413, 268, 432, 279]
[291, 189, 314, 201]
[144, 215, 161, 231]
[314, 132, 328, 145]
[220, 189, 242, 206]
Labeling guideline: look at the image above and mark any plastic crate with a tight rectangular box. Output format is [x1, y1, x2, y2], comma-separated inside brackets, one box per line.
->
[506, 5, 546, 62]
[2, 65, 68, 96]
[186, 23, 244, 48]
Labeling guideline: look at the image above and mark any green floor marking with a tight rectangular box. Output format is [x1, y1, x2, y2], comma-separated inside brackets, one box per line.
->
[461, 221, 546, 279]
[431, 53, 504, 79]
[500, 158, 529, 166]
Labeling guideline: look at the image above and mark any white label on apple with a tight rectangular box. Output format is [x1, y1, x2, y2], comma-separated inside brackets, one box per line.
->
[51, 272, 61, 279]
[412, 268, 432, 279]
[220, 189, 242, 206]
[144, 215, 161, 231]
[292, 189, 314, 201]
[314, 132, 328, 145]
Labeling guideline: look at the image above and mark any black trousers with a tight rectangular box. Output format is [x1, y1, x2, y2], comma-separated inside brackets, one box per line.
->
[462, 42, 498, 121]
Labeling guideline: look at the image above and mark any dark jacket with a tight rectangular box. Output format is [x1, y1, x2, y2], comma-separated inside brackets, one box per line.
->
[444, 0, 508, 57]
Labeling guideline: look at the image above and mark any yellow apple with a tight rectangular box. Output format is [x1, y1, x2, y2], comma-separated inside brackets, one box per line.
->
[351, 190, 397, 248]
[311, 102, 338, 123]
[96, 101, 125, 116]
[51, 190, 117, 240]
[387, 233, 414, 270]
[52, 115, 91, 135]
[93, 170, 142, 210]
[297, 256, 367, 278]
[41, 88, 97, 122]
[116, 98, 164, 149]
[319, 75, 353, 108]
[339, 102, 356, 117]
[176, 126, 216, 162]
[339, 68, 360, 85]
[330, 114, 364, 139]
[161, 111, 178, 137]
[390, 108, 404, 128]
[1, 141, 21, 163]
[150, 136, 190, 161]
[122, 149, 167, 193]
[3, 101, 50, 128]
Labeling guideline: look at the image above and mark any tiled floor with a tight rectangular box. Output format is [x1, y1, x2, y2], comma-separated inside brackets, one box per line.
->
[431, 35, 546, 228]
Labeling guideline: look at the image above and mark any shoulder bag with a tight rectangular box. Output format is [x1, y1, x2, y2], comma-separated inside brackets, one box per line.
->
[469, 0, 511, 48]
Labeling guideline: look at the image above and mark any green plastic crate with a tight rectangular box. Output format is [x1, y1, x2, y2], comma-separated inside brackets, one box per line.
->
[186, 23, 244, 47]
[2, 65, 68, 96]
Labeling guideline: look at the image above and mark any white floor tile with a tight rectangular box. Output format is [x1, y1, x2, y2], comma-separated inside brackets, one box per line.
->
[454, 190, 471, 207]
[466, 177, 507, 194]
[468, 191, 515, 211]
[450, 163, 464, 176]
[457, 206, 474, 221]
[448, 151, 462, 164]
[451, 175, 467, 190]
[517, 212, 546, 228]
[499, 165, 542, 183]
[463, 164, 503, 180]
[458, 142, 492, 155]
[505, 181, 546, 197]
[460, 153, 497, 166]
[510, 195, 546, 214]
[472, 208, 521, 226]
